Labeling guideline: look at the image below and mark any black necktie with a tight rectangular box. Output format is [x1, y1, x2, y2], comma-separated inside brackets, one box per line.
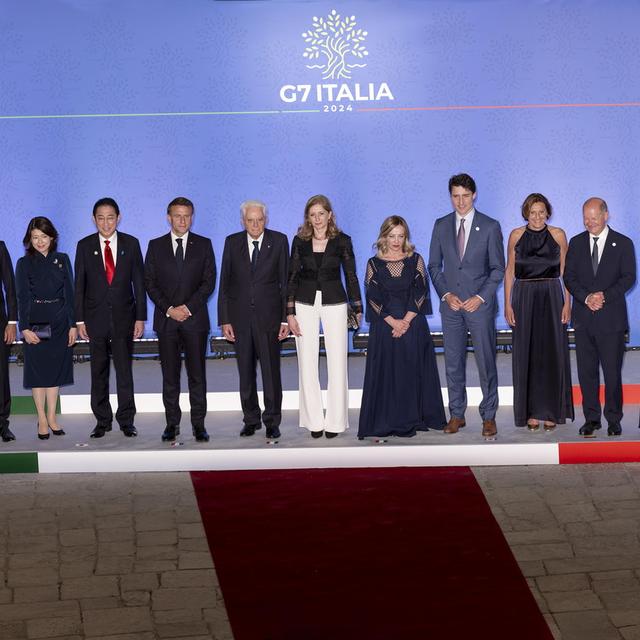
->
[176, 238, 184, 272]
[591, 236, 599, 275]
[251, 240, 259, 273]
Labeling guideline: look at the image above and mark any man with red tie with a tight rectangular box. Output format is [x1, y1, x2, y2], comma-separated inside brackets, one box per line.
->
[74, 198, 147, 438]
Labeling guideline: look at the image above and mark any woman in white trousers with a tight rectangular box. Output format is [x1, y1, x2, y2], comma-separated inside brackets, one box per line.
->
[287, 195, 362, 438]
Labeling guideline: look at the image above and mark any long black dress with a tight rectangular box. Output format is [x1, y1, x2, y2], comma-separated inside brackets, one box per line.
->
[358, 253, 446, 438]
[512, 226, 574, 426]
[16, 251, 75, 389]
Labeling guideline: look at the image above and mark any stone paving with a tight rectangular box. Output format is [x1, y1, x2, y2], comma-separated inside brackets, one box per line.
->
[0, 472, 232, 640]
[475, 463, 640, 640]
[4, 465, 640, 639]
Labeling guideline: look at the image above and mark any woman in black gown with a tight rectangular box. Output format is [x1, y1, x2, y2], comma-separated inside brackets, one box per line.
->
[504, 194, 574, 431]
[16, 217, 76, 440]
[358, 216, 446, 439]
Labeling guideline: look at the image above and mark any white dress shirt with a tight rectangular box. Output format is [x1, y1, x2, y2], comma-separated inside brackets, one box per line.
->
[590, 225, 609, 267]
[171, 231, 189, 257]
[456, 208, 475, 257]
[100, 231, 118, 267]
[247, 232, 264, 259]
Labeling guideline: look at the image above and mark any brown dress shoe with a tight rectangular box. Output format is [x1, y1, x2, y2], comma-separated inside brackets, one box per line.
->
[444, 417, 466, 434]
[482, 419, 497, 438]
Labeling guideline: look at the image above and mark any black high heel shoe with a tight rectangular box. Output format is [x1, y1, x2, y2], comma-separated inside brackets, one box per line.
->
[37, 424, 50, 440]
[49, 425, 66, 436]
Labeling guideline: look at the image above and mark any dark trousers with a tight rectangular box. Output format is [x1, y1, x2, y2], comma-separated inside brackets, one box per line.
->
[0, 336, 10, 427]
[158, 329, 208, 429]
[235, 317, 282, 428]
[89, 333, 135, 428]
[575, 328, 625, 424]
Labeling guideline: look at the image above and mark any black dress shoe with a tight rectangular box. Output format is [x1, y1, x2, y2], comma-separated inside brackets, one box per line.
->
[0, 426, 15, 442]
[162, 425, 180, 441]
[50, 427, 65, 436]
[579, 421, 602, 438]
[120, 425, 138, 437]
[607, 422, 622, 436]
[266, 426, 281, 439]
[193, 427, 210, 442]
[90, 424, 112, 438]
[311, 430, 324, 439]
[240, 424, 261, 437]
[325, 431, 339, 439]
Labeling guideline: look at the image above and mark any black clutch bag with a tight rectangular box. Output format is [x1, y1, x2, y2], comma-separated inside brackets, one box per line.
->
[347, 308, 359, 331]
[30, 324, 52, 340]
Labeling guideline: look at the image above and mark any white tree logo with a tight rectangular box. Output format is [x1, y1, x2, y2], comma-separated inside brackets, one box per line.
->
[302, 9, 369, 80]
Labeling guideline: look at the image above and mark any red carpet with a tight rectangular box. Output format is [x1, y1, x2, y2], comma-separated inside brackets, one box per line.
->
[192, 467, 552, 640]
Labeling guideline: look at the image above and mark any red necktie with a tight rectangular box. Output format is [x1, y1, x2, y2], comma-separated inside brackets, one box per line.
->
[104, 239, 115, 285]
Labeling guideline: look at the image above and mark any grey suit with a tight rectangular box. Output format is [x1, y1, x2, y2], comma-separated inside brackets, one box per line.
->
[428, 210, 505, 420]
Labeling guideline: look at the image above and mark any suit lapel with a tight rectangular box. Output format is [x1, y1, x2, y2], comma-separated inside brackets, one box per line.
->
[111, 233, 126, 283]
[462, 212, 480, 263]
[254, 230, 272, 274]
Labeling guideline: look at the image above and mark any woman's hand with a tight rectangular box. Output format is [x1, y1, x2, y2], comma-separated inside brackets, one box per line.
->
[22, 329, 40, 345]
[386, 317, 409, 338]
[287, 314, 302, 337]
[561, 303, 571, 325]
[505, 304, 516, 327]
[68, 327, 77, 347]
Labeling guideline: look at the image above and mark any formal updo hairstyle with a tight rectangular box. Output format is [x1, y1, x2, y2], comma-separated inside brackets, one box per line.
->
[297, 194, 340, 241]
[23, 216, 59, 255]
[375, 215, 415, 257]
[521, 193, 553, 221]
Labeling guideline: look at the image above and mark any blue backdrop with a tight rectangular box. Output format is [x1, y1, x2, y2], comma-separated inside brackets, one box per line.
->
[1, 0, 638, 339]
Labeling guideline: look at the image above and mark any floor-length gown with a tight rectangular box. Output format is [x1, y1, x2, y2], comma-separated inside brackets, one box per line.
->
[358, 253, 446, 438]
[511, 226, 574, 426]
[16, 252, 75, 389]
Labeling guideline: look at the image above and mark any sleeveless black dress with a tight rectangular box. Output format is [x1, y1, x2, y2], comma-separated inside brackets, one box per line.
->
[511, 226, 574, 426]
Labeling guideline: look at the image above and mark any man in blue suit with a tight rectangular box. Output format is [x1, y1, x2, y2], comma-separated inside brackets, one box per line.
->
[428, 174, 505, 439]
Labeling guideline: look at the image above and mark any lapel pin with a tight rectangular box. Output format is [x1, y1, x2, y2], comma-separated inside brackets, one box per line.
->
[93, 251, 99, 255]
[121, 250, 125, 255]
[475, 227, 480, 231]
[612, 242, 617, 247]
[53, 258, 58, 264]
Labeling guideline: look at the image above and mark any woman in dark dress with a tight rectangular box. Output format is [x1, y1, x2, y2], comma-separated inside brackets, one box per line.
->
[358, 216, 446, 439]
[16, 217, 76, 439]
[504, 194, 574, 431]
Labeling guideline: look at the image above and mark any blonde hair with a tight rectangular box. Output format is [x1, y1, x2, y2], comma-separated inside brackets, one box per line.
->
[375, 215, 415, 257]
[296, 194, 340, 240]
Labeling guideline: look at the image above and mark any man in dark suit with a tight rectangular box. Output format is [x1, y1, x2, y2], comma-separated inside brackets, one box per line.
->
[75, 197, 147, 438]
[564, 197, 636, 437]
[0, 241, 17, 442]
[144, 197, 216, 442]
[428, 173, 505, 439]
[218, 200, 289, 440]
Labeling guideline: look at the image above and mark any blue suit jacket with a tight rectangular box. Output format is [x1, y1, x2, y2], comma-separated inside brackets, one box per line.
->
[427, 210, 505, 313]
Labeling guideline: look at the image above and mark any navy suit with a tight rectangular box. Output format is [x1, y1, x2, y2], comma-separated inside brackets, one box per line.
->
[74, 231, 146, 429]
[428, 210, 505, 420]
[0, 241, 17, 430]
[218, 229, 289, 429]
[564, 227, 636, 425]
[144, 232, 216, 430]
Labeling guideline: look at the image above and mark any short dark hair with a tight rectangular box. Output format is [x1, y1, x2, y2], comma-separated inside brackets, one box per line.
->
[521, 193, 553, 221]
[93, 197, 120, 217]
[448, 173, 477, 194]
[23, 216, 59, 255]
[167, 197, 194, 215]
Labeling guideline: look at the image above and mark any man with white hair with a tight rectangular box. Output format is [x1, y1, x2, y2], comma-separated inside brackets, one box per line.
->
[218, 201, 289, 440]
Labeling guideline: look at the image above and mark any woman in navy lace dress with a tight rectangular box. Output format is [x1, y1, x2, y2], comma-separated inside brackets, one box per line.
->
[358, 216, 446, 438]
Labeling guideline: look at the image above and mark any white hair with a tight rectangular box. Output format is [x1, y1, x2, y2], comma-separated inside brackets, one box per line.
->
[240, 200, 268, 219]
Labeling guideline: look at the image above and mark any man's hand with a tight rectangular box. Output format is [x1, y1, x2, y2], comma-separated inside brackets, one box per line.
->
[444, 293, 464, 311]
[133, 320, 145, 339]
[77, 323, 90, 341]
[462, 295, 483, 313]
[222, 323, 236, 342]
[278, 323, 290, 341]
[4, 324, 16, 345]
[586, 291, 605, 312]
[168, 306, 190, 322]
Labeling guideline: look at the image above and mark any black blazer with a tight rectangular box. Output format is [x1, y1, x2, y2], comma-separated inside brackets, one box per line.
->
[74, 232, 147, 338]
[287, 232, 362, 315]
[564, 228, 636, 334]
[144, 232, 216, 334]
[0, 241, 17, 328]
[218, 229, 289, 331]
